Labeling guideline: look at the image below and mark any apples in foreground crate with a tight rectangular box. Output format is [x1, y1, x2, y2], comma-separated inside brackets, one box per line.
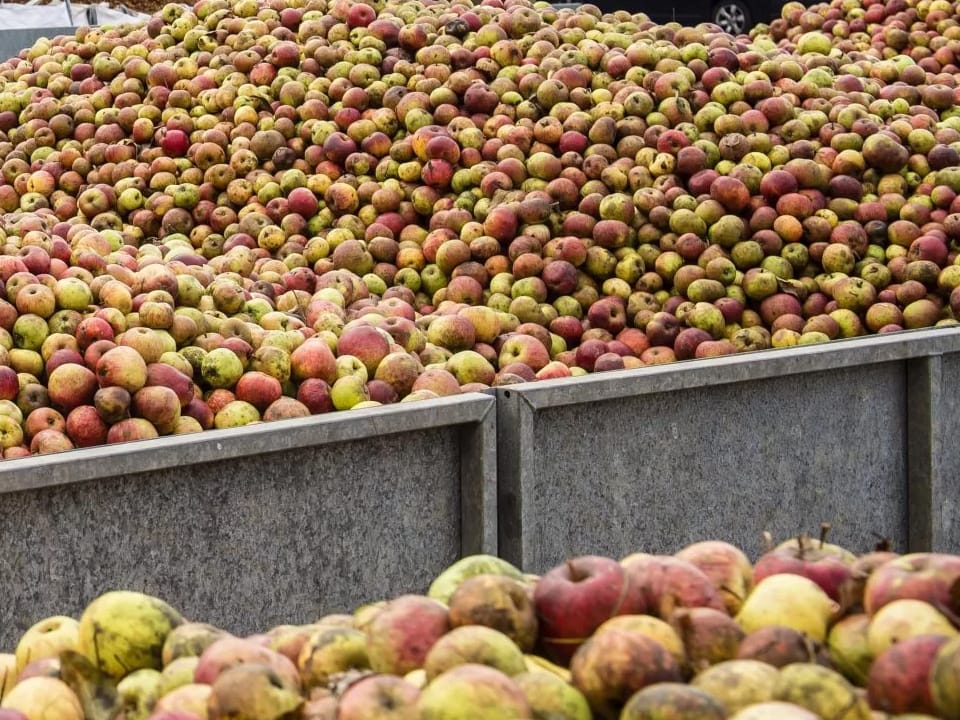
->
[5, 532, 960, 719]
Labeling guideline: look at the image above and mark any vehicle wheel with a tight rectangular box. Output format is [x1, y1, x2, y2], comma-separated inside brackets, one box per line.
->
[712, 0, 751, 34]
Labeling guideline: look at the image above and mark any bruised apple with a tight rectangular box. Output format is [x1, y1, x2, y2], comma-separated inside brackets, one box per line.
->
[533, 556, 645, 665]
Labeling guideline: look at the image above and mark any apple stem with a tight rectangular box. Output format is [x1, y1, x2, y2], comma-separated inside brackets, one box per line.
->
[673, 608, 693, 644]
[819, 522, 832, 549]
[762, 531, 774, 553]
[661, 593, 677, 619]
[797, 534, 805, 560]
[93, 624, 101, 672]
[566, 560, 583, 582]
[872, 533, 891, 552]
[719, 584, 744, 602]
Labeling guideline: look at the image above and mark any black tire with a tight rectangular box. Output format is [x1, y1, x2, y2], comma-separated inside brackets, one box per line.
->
[713, 0, 751, 34]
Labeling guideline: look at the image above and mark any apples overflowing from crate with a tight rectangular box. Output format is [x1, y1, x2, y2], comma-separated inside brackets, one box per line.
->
[4, 529, 960, 720]
[3, 0, 960, 455]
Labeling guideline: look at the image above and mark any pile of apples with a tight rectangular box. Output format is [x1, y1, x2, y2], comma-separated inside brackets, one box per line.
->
[3, 0, 960, 454]
[4, 528, 960, 719]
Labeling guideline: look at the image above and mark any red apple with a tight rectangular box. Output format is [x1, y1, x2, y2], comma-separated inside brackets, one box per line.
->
[132, 386, 181, 435]
[194, 637, 300, 691]
[868, 634, 950, 715]
[96, 345, 148, 392]
[497, 334, 550, 372]
[337, 325, 391, 376]
[753, 534, 853, 603]
[65, 405, 109, 447]
[621, 555, 727, 619]
[182, 397, 215, 430]
[533, 555, 646, 666]
[674, 541, 754, 615]
[106, 418, 159, 444]
[145, 363, 195, 407]
[290, 338, 337, 384]
[365, 595, 450, 676]
[839, 544, 901, 614]
[570, 628, 682, 717]
[0, 365, 19, 401]
[29, 428, 74, 454]
[234, 371, 283, 413]
[337, 674, 421, 720]
[262, 397, 311, 421]
[574, 339, 608, 372]
[47, 363, 98, 413]
[864, 553, 960, 623]
[586, 296, 627, 335]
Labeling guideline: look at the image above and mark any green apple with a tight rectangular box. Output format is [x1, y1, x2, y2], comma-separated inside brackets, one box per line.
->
[417, 664, 531, 720]
[0, 414, 23, 450]
[207, 664, 302, 720]
[445, 351, 494, 387]
[514, 671, 591, 720]
[428, 556, 525, 605]
[298, 627, 370, 691]
[736, 575, 838, 643]
[12, 314, 49, 352]
[690, 660, 778, 714]
[214, 400, 261, 429]
[201, 348, 244, 389]
[424, 626, 526, 681]
[331, 375, 369, 411]
[117, 668, 162, 720]
[159, 657, 200, 696]
[53, 278, 93, 312]
[77, 591, 184, 677]
[335, 355, 369, 382]
[15, 616, 80, 674]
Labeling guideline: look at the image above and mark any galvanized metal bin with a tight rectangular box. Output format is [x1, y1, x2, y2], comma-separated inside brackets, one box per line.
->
[0, 393, 496, 647]
[2, 329, 958, 642]
[0, 28, 77, 62]
[494, 329, 960, 573]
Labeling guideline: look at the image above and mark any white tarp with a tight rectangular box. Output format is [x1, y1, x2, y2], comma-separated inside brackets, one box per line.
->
[0, 2, 149, 29]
